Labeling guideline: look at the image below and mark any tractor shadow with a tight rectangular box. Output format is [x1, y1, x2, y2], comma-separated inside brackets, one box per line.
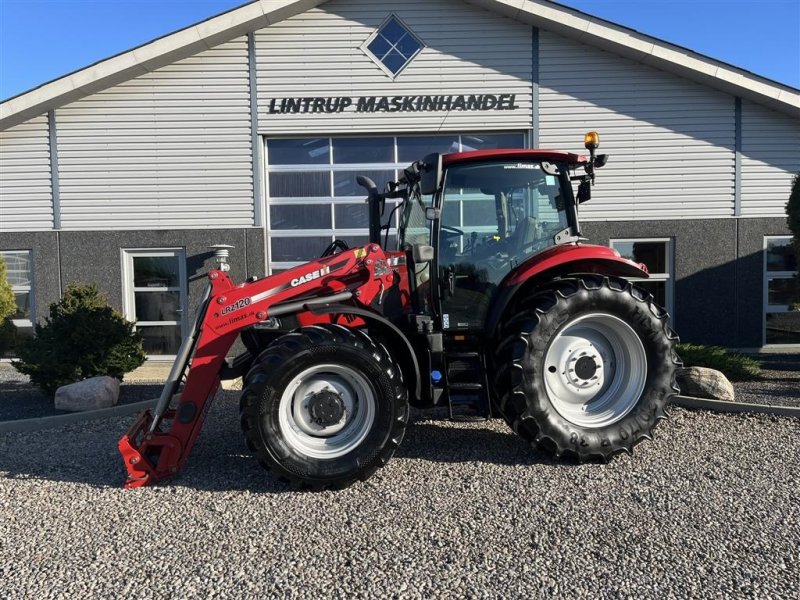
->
[0, 406, 568, 493]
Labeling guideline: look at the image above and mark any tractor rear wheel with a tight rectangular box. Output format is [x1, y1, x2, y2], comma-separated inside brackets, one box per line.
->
[239, 324, 408, 489]
[494, 275, 680, 460]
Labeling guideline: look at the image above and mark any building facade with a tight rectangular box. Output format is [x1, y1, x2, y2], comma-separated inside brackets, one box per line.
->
[1, 0, 799, 357]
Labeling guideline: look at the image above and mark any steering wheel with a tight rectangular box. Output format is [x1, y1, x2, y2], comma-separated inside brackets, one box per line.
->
[441, 225, 465, 238]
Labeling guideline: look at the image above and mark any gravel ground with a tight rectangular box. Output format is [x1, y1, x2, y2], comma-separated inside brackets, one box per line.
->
[733, 354, 800, 408]
[0, 392, 798, 599]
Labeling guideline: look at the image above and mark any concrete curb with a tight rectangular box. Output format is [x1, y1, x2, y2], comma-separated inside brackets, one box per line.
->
[673, 395, 800, 417]
[0, 398, 157, 434]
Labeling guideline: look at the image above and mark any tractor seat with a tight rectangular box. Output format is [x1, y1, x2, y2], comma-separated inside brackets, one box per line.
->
[508, 217, 539, 257]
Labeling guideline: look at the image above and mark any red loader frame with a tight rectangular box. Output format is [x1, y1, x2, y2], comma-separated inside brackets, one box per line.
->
[118, 243, 395, 488]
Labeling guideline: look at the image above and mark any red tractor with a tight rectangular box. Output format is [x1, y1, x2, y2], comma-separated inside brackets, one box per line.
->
[119, 133, 680, 489]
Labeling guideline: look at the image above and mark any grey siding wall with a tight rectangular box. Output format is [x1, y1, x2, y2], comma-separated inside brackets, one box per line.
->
[55, 38, 254, 230]
[255, 0, 532, 134]
[0, 116, 53, 232]
[740, 101, 800, 217]
[539, 31, 736, 221]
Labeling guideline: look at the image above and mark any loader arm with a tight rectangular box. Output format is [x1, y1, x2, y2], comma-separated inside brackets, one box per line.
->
[118, 244, 393, 488]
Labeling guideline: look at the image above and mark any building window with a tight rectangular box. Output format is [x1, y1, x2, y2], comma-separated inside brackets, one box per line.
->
[610, 239, 674, 316]
[362, 15, 425, 77]
[763, 236, 800, 346]
[122, 249, 187, 357]
[265, 132, 526, 273]
[0, 250, 34, 356]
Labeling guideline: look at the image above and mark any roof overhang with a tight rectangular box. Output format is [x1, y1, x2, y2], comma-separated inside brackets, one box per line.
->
[0, 0, 327, 130]
[466, 0, 800, 119]
[1, 0, 798, 130]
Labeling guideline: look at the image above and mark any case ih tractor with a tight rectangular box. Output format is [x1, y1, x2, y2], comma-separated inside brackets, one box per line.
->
[119, 133, 680, 490]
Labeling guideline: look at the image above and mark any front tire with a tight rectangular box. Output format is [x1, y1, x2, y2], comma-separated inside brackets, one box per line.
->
[495, 275, 680, 460]
[240, 324, 409, 489]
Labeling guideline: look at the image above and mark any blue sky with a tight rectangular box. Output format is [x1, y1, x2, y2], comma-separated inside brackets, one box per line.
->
[0, 0, 798, 101]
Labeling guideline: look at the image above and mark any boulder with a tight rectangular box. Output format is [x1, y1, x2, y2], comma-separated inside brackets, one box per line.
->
[677, 367, 735, 402]
[55, 376, 121, 412]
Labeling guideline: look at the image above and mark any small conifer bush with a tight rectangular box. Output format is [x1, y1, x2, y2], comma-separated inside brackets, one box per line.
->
[0, 256, 17, 356]
[13, 283, 146, 395]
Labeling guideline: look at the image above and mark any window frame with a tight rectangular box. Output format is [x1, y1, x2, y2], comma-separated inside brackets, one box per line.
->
[0, 249, 34, 329]
[609, 238, 675, 318]
[121, 248, 188, 360]
[360, 14, 425, 79]
[762, 235, 800, 347]
[264, 132, 527, 273]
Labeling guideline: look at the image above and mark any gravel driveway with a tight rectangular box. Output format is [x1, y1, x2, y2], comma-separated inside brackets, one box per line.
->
[1, 392, 798, 599]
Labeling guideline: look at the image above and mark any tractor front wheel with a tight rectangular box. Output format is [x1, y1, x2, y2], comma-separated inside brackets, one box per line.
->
[495, 275, 680, 460]
[240, 325, 408, 489]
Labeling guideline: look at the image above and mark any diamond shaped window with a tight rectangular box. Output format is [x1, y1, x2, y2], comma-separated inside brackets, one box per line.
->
[364, 15, 425, 77]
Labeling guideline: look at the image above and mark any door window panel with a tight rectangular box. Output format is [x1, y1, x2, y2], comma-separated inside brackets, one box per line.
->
[269, 171, 330, 198]
[765, 238, 796, 272]
[124, 250, 187, 357]
[610, 239, 673, 317]
[397, 135, 460, 162]
[763, 236, 800, 345]
[461, 133, 525, 151]
[267, 138, 330, 165]
[138, 325, 182, 355]
[0, 250, 34, 357]
[270, 205, 332, 230]
[333, 137, 393, 164]
[333, 170, 396, 197]
[271, 237, 333, 262]
[134, 291, 182, 322]
[132, 256, 180, 288]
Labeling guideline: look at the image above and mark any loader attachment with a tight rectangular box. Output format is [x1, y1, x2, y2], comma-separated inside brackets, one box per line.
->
[117, 243, 394, 488]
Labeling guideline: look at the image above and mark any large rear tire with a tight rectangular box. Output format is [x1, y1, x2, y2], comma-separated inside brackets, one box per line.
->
[239, 324, 409, 489]
[494, 275, 680, 460]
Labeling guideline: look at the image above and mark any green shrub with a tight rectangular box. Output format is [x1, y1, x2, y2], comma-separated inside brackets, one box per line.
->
[13, 283, 146, 395]
[677, 343, 761, 381]
[0, 256, 17, 356]
[0, 256, 15, 321]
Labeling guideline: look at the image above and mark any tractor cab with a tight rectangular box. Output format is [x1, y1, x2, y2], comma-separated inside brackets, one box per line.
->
[398, 148, 599, 331]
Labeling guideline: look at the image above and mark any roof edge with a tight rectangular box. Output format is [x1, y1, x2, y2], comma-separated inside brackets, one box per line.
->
[0, 0, 328, 130]
[466, 0, 800, 119]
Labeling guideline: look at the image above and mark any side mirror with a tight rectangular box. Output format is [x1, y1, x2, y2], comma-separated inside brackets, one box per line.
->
[420, 152, 443, 195]
[577, 179, 591, 203]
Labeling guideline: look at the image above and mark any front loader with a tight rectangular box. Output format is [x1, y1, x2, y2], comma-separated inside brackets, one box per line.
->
[119, 132, 680, 489]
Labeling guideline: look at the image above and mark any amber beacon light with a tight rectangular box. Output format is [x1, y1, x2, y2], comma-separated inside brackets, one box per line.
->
[584, 131, 600, 150]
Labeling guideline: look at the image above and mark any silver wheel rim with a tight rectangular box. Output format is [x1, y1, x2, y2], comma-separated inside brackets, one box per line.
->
[278, 363, 376, 459]
[543, 312, 647, 428]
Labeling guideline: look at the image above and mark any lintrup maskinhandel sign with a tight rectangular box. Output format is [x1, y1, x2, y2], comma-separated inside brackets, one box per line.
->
[267, 94, 519, 114]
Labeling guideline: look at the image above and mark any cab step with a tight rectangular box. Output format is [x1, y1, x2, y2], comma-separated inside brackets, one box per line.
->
[444, 350, 491, 421]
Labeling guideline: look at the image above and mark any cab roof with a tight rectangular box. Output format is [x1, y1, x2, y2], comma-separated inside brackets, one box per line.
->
[442, 149, 587, 167]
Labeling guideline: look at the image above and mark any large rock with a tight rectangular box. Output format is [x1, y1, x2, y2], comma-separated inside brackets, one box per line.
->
[677, 367, 735, 401]
[55, 376, 121, 412]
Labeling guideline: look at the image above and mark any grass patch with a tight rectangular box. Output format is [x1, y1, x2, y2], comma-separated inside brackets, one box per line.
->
[677, 343, 761, 381]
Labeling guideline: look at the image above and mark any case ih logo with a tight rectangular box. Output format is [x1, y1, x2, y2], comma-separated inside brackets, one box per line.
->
[221, 297, 251, 315]
[291, 266, 330, 287]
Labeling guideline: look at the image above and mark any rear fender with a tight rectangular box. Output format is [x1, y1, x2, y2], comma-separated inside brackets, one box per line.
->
[486, 244, 649, 337]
